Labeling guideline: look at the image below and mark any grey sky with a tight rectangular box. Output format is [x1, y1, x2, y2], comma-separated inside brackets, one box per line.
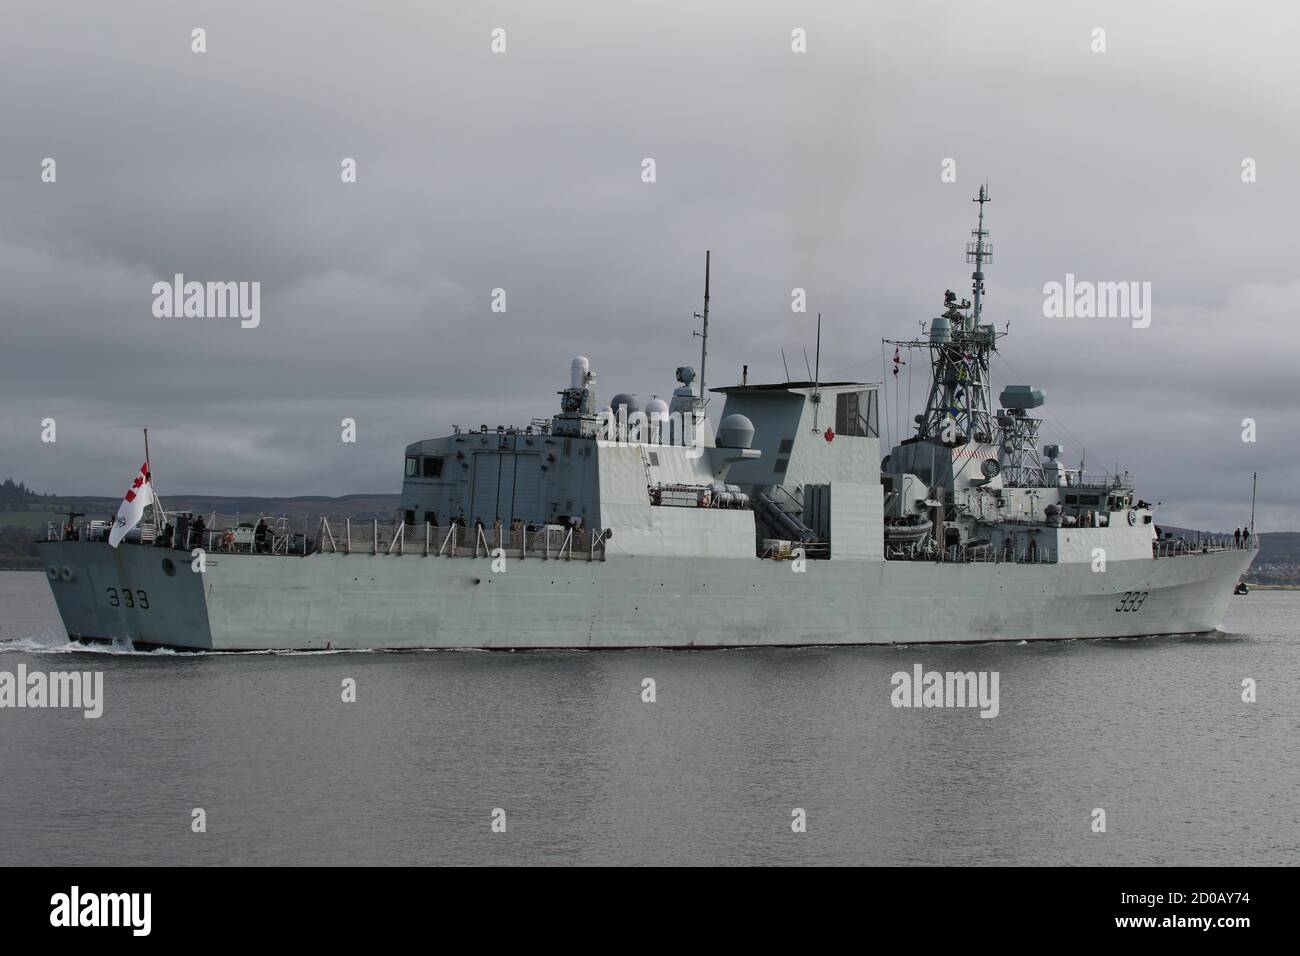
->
[1, 0, 1296, 530]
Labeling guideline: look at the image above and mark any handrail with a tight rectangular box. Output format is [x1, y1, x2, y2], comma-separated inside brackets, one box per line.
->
[40, 514, 1258, 566]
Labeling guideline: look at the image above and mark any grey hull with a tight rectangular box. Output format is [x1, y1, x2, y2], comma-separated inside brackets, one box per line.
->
[37, 541, 1254, 651]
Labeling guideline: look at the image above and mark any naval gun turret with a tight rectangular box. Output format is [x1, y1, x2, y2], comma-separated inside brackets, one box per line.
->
[553, 355, 601, 438]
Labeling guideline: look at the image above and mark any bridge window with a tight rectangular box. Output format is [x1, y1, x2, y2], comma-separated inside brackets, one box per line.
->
[405, 456, 418, 477]
[835, 390, 878, 438]
[422, 456, 444, 478]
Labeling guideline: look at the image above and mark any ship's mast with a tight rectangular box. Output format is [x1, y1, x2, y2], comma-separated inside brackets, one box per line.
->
[969, 184, 990, 326]
[811, 312, 822, 431]
[693, 251, 710, 409]
[885, 187, 1002, 445]
[1250, 471, 1257, 536]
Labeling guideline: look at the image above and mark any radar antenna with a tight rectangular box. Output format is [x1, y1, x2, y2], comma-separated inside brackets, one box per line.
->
[968, 183, 992, 325]
[884, 186, 1004, 444]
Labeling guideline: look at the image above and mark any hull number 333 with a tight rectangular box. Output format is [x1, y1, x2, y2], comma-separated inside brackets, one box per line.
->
[1115, 590, 1148, 612]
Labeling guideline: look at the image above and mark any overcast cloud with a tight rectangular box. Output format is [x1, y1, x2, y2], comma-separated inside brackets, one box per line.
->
[1, 0, 1296, 530]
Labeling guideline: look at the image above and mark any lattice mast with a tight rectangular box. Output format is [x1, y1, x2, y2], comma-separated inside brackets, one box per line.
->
[886, 185, 1002, 444]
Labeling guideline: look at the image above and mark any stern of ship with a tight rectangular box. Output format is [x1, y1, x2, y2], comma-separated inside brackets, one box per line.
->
[37, 540, 215, 650]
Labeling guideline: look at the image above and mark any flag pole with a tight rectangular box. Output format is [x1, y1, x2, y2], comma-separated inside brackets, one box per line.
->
[1250, 471, 1257, 538]
[144, 428, 166, 531]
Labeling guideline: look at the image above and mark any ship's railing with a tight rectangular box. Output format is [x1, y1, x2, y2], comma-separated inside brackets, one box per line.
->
[1156, 536, 1256, 557]
[760, 541, 829, 560]
[43, 514, 609, 561]
[169, 513, 307, 555]
[880, 534, 1258, 563]
[316, 519, 608, 561]
[46, 519, 151, 544]
[885, 541, 1057, 563]
[1067, 472, 1136, 491]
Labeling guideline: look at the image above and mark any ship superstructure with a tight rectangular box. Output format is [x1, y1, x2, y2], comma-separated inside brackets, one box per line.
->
[880, 186, 1149, 569]
[35, 193, 1256, 650]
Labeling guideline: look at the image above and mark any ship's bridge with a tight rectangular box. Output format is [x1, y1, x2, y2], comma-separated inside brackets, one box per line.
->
[712, 381, 880, 488]
[713, 379, 884, 561]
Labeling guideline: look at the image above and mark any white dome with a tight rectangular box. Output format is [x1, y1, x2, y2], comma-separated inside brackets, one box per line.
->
[717, 413, 755, 449]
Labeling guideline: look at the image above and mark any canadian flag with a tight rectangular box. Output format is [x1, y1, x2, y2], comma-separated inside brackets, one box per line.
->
[108, 462, 155, 548]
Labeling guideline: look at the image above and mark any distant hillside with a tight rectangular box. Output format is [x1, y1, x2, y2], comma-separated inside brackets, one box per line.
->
[1237, 531, 1300, 585]
[1252, 531, 1300, 564]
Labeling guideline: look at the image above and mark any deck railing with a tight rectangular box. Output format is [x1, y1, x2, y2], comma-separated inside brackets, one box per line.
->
[316, 520, 608, 561]
[886, 543, 1058, 564]
[45, 516, 609, 561]
[42, 516, 1257, 566]
[1155, 536, 1254, 557]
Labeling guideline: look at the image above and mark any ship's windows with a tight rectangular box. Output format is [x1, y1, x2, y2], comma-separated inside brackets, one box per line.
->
[405, 456, 419, 477]
[648, 452, 660, 466]
[774, 457, 789, 475]
[1065, 494, 1078, 505]
[778, 438, 794, 454]
[835, 391, 878, 438]
[423, 457, 444, 478]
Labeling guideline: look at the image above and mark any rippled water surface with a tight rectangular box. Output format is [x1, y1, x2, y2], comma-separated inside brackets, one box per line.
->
[1, 570, 1296, 865]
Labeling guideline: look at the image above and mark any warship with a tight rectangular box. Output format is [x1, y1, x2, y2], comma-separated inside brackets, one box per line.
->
[37, 190, 1256, 650]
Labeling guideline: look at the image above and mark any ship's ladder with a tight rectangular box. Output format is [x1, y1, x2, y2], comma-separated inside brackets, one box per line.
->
[639, 445, 654, 501]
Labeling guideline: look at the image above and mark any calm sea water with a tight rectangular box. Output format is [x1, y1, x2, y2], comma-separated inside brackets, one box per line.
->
[0, 569, 1296, 866]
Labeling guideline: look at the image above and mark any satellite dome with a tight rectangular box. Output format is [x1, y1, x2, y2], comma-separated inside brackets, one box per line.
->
[717, 413, 755, 449]
[610, 393, 639, 415]
[643, 398, 671, 443]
